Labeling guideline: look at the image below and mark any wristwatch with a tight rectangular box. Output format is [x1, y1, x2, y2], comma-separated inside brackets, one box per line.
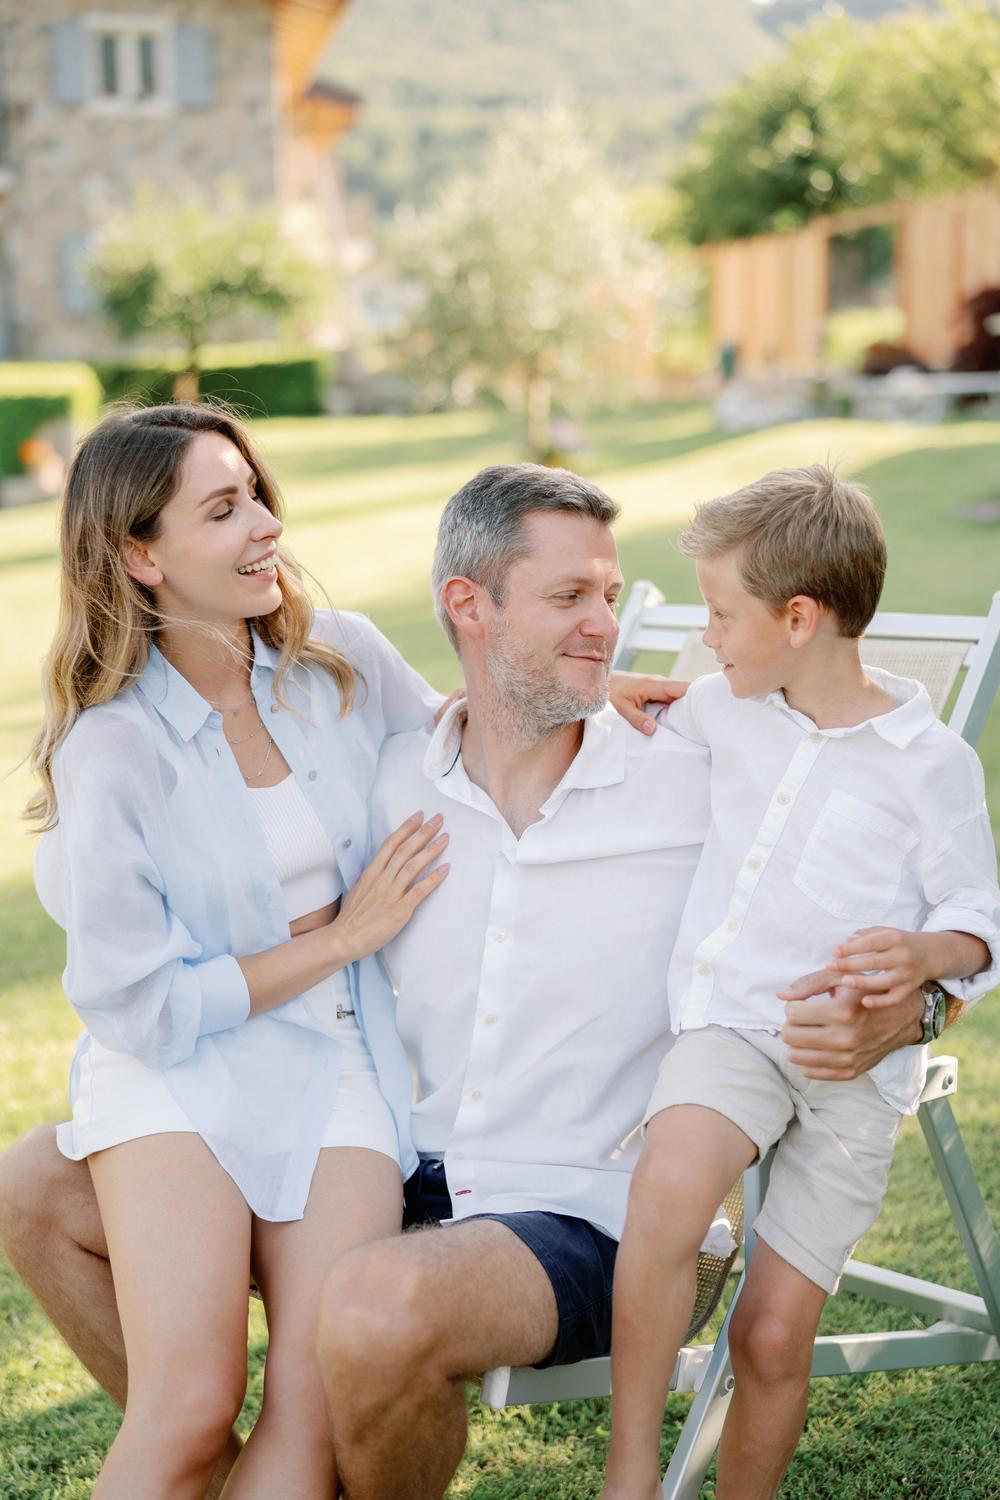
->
[919, 982, 948, 1044]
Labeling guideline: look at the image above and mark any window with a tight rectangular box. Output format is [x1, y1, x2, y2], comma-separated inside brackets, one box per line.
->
[85, 14, 172, 109]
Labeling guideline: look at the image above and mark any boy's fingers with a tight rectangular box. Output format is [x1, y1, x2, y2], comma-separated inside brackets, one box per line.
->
[614, 699, 657, 735]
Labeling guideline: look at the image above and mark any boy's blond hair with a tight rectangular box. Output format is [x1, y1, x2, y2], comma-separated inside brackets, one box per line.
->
[679, 464, 886, 638]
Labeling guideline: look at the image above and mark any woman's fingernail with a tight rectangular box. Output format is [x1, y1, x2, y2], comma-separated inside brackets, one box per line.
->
[643, 718, 655, 735]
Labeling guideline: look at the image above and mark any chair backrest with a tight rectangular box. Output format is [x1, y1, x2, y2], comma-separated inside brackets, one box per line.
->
[613, 583, 1000, 750]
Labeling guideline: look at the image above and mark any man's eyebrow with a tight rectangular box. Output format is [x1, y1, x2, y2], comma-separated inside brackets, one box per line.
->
[545, 575, 625, 591]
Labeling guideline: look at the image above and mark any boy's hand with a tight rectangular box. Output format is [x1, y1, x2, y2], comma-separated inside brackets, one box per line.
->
[434, 686, 466, 725]
[608, 670, 689, 737]
[826, 927, 937, 1009]
[827, 926, 990, 1008]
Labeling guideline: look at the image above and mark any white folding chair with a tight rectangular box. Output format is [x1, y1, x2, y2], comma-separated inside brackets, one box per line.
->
[481, 586, 1000, 1500]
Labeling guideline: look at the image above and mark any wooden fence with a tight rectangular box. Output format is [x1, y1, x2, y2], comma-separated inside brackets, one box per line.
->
[704, 187, 1000, 373]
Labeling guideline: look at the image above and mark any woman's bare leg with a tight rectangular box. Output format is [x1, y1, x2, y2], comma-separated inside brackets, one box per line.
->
[221, 1147, 403, 1500]
[88, 1134, 252, 1500]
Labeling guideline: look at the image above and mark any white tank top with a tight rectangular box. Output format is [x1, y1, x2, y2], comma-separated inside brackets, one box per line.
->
[248, 775, 343, 923]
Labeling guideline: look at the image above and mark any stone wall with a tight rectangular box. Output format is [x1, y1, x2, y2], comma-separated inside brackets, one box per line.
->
[0, 0, 276, 358]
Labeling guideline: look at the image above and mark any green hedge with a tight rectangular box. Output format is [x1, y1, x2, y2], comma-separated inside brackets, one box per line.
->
[0, 362, 101, 476]
[95, 345, 330, 417]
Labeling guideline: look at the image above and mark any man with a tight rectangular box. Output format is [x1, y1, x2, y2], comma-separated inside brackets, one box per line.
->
[314, 464, 931, 1499]
[0, 464, 928, 1498]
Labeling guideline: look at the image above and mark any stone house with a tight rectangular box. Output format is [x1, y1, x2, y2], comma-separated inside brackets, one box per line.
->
[0, 0, 360, 358]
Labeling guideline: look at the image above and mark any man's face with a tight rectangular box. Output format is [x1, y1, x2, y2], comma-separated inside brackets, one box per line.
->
[482, 510, 624, 740]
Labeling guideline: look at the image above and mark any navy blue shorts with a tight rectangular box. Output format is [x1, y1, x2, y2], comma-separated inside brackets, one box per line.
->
[403, 1158, 618, 1368]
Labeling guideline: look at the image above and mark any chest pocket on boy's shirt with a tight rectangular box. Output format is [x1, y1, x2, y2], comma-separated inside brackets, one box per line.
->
[793, 789, 919, 923]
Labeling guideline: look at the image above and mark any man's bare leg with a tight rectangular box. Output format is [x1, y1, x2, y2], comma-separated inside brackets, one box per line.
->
[0, 1125, 241, 1499]
[318, 1218, 560, 1500]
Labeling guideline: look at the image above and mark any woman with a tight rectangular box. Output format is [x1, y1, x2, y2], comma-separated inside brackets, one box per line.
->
[28, 401, 449, 1499]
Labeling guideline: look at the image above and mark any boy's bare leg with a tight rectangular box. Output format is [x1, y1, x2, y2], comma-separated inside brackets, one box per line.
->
[318, 1216, 559, 1500]
[600, 1107, 757, 1500]
[716, 1239, 827, 1500]
[0, 1125, 241, 1498]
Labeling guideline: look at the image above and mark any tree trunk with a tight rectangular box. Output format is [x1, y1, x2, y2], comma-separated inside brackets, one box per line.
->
[172, 330, 202, 403]
[525, 373, 552, 463]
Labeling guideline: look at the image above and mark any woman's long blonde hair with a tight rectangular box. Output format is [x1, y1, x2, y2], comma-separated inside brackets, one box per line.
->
[27, 401, 358, 830]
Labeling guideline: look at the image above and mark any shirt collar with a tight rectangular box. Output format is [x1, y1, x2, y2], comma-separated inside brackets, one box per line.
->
[135, 630, 280, 742]
[422, 698, 628, 790]
[763, 667, 935, 749]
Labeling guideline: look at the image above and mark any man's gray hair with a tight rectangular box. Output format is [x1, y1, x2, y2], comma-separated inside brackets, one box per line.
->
[431, 463, 620, 649]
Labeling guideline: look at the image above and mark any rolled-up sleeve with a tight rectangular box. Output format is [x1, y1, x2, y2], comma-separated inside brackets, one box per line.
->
[920, 810, 1000, 1005]
[51, 721, 250, 1069]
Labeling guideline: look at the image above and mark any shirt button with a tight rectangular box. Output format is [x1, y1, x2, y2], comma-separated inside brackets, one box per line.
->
[483, 1013, 498, 1025]
[809, 732, 823, 744]
[777, 792, 791, 806]
[470, 1089, 483, 1101]
[494, 931, 506, 942]
[697, 964, 711, 977]
[343, 838, 352, 849]
[270, 704, 279, 714]
[727, 919, 738, 932]
[747, 856, 761, 870]
[307, 770, 318, 781]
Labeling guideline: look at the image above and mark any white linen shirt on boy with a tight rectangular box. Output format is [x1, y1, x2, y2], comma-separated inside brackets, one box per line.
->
[665, 667, 1000, 1114]
[34, 612, 440, 1221]
[368, 699, 710, 1241]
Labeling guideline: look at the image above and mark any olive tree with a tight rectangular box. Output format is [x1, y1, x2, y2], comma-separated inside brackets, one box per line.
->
[393, 105, 667, 459]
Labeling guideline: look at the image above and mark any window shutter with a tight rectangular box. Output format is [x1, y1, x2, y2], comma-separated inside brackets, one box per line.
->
[60, 233, 95, 316]
[175, 26, 216, 108]
[51, 22, 88, 105]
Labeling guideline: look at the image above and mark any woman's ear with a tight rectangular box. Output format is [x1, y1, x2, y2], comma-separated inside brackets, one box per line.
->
[122, 538, 164, 589]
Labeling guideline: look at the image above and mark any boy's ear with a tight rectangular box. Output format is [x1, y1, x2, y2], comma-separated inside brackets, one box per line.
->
[122, 537, 164, 589]
[785, 594, 823, 648]
[440, 576, 488, 644]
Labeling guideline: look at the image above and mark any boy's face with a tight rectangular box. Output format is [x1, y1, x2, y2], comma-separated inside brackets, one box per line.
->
[696, 552, 795, 699]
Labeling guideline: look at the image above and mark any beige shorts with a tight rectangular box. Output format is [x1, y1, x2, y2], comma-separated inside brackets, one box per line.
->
[644, 1025, 902, 1293]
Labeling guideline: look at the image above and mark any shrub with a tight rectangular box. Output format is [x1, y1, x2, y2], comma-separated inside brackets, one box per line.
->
[0, 363, 101, 475]
[95, 345, 330, 416]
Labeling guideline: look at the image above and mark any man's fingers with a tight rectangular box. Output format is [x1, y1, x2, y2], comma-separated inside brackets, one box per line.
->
[776, 969, 839, 1002]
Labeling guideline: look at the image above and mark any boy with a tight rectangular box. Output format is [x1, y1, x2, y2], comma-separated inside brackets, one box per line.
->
[600, 465, 1000, 1500]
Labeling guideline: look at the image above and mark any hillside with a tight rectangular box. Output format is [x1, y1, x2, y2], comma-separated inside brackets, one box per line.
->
[320, 0, 923, 214]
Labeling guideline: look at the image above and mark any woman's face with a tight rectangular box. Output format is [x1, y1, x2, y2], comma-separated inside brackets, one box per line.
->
[125, 431, 284, 626]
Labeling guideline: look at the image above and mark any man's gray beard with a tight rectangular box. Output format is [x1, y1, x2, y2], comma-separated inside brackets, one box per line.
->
[483, 618, 610, 747]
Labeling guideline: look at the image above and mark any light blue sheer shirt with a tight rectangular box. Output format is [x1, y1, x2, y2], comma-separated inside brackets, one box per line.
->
[35, 611, 440, 1220]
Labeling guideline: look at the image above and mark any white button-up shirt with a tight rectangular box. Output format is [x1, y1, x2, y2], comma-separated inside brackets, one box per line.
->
[665, 668, 1000, 1113]
[369, 701, 710, 1240]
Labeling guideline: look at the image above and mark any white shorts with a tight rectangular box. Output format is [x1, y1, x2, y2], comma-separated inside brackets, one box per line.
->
[56, 974, 400, 1170]
[644, 1025, 902, 1293]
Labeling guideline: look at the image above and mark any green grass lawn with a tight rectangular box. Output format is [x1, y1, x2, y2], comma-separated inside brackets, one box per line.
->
[1, 403, 998, 1497]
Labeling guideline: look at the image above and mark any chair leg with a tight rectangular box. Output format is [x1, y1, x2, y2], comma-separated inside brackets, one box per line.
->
[919, 1093, 1000, 1336]
[659, 1273, 744, 1499]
